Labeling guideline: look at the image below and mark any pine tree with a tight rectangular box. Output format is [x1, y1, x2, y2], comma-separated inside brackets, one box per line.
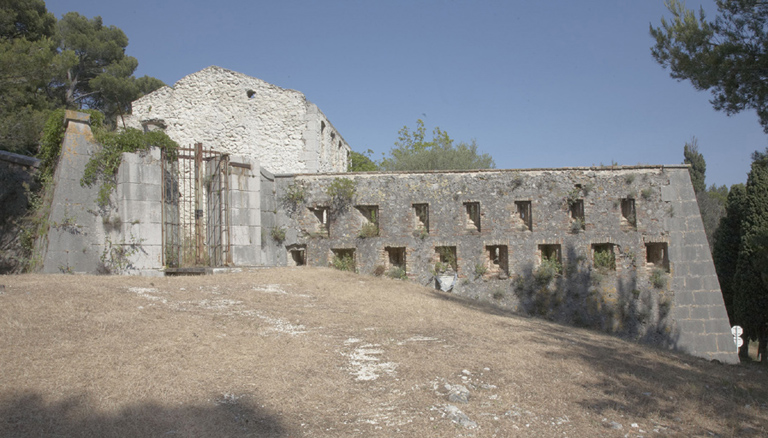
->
[712, 184, 746, 326]
[733, 149, 768, 362]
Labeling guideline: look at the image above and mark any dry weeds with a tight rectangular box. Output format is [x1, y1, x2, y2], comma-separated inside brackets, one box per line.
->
[0, 267, 766, 437]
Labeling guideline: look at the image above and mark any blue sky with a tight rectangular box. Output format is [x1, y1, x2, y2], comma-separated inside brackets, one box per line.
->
[47, 0, 767, 187]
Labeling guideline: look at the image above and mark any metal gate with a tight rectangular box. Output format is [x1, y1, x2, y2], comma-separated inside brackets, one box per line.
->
[162, 143, 231, 268]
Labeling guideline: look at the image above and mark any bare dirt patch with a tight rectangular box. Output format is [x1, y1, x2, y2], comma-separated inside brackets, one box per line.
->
[1, 268, 766, 437]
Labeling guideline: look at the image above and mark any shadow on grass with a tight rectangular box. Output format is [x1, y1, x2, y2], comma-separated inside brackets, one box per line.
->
[530, 327, 767, 437]
[0, 391, 288, 437]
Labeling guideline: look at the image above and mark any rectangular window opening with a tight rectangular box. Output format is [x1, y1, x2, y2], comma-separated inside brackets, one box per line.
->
[434, 246, 458, 273]
[485, 245, 509, 278]
[355, 205, 379, 238]
[464, 202, 481, 232]
[645, 242, 669, 272]
[385, 246, 406, 270]
[621, 198, 636, 227]
[413, 203, 429, 234]
[515, 201, 532, 231]
[539, 244, 561, 265]
[287, 245, 306, 266]
[310, 206, 330, 236]
[592, 243, 616, 271]
[570, 199, 585, 231]
[330, 248, 356, 272]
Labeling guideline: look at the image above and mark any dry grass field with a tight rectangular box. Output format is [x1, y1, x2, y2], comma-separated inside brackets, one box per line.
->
[1, 267, 766, 437]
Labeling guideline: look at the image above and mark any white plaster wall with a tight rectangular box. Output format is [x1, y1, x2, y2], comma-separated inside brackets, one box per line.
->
[124, 66, 350, 174]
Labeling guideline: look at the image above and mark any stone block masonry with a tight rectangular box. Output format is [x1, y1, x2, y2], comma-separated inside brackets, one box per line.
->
[274, 167, 738, 364]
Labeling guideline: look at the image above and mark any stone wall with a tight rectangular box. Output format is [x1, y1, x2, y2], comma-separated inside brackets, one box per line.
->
[273, 167, 738, 363]
[41, 111, 264, 275]
[124, 66, 350, 174]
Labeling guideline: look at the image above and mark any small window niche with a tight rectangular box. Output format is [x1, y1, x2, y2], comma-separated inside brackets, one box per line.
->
[356, 205, 379, 238]
[434, 246, 458, 274]
[385, 246, 407, 277]
[485, 245, 509, 279]
[645, 242, 669, 272]
[539, 244, 561, 265]
[621, 198, 636, 228]
[570, 199, 585, 232]
[413, 203, 429, 236]
[287, 244, 306, 266]
[592, 243, 616, 271]
[309, 206, 330, 237]
[464, 202, 481, 232]
[515, 201, 532, 231]
[330, 248, 356, 272]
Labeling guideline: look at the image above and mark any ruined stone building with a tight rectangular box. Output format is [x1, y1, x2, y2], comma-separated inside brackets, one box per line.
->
[124, 66, 350, 174]
[38, 67, 738, 364]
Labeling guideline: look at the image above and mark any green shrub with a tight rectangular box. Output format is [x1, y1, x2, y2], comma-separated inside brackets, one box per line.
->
[593, 248, 615, 271]
[283, 181, 306, 205]
[358, 222, 379, 238]
[571, 218, 585, 233]
[435, 247, 457, 272]
[270, 226, 286, 243]
[641, 187, 653, 199]
[387, 266, 407, 280]
[535, 256, 562, 285]
[82, 127, 179, 208]
[327, 178, 356, 209]
[332, 253, 355, 272]
[651, 268, 668, 289]
[474, 262, 487, 279]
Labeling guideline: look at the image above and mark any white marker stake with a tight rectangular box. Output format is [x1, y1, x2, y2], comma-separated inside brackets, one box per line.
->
[732, 325, 744, 351]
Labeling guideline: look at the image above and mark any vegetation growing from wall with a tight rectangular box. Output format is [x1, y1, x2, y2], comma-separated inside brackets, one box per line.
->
[81, 127, 179, 208]
[270, 226, 286, 244]
[331, 253, 355, 272]
[327, 177, 356, 211]
[534, 256, 561, 285]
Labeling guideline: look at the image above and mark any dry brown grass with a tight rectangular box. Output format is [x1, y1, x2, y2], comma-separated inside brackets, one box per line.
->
[0, 267, 766, 437]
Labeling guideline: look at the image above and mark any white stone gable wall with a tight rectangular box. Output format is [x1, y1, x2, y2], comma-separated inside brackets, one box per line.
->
[125, 66, 350, 174]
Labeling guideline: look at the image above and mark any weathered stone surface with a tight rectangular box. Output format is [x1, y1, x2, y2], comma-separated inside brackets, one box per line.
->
[274, 167, 737, 363]
[123, 66, 350, 174]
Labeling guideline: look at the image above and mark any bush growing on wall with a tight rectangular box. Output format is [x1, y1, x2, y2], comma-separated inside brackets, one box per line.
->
[82, 127, 179, 208]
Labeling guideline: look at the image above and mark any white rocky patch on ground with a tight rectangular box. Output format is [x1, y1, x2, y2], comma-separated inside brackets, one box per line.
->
[342, 338, 397, 381]
[125, 286, 308, 335]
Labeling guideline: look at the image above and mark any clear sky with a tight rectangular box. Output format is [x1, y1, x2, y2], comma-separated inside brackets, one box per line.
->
[47, 0, 767, 188]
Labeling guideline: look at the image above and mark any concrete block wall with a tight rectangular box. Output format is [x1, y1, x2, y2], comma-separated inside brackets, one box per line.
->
[228, 155, 262, 266]
[274, 167, 738, 364]
[114, 148, 165, 275]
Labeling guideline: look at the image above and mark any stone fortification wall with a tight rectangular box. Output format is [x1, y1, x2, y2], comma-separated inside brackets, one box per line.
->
[42, 111, 113, 274]
[273, 166, 737, 363]
[124, 66, 350, 174]
[41, 111, 264, 275]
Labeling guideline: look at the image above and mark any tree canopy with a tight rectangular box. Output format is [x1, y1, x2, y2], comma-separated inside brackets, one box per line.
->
[651, 0, 768, 132]
[378, 119, 495, 171]
[0, 2, 165, 155]
[732, 149, 768, 361]
[348, 149, 379, 172]
[682, 137, 727, 249]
